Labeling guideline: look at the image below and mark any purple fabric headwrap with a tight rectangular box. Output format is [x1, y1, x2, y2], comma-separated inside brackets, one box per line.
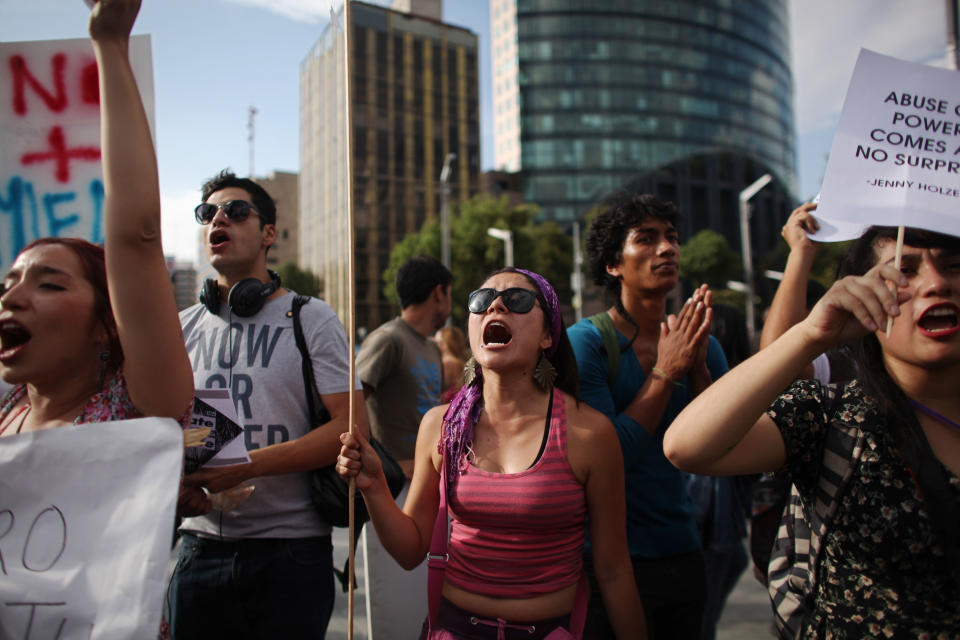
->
[514, 268, 562, 361]
[439, 268, 562, 494]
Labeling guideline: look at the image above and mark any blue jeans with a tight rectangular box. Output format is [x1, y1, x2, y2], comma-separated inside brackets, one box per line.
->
[168, 533, 334, 640]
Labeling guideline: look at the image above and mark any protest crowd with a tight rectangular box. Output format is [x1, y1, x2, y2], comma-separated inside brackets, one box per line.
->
[2, 1, 959, 639]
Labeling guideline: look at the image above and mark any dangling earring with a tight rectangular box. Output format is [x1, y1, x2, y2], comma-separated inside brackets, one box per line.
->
[97, 350, 111, 390]
[463, 355, 480, 386]
[532, 352, 557, 392]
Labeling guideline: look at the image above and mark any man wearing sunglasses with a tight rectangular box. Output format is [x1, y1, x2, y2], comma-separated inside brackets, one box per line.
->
[355, 254, 452, 638]
[170, 169, 367, 639]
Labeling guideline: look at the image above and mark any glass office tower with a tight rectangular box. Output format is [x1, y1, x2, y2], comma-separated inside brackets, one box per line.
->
[496, 0, 797, 254]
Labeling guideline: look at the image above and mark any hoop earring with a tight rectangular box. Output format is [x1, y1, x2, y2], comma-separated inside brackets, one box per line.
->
[97, 350, 111, 390]
[532, 352, 557, 392]
[463, 356, 481, 387]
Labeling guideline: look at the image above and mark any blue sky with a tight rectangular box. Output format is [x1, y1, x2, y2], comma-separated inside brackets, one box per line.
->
[0, 0, 949, 262]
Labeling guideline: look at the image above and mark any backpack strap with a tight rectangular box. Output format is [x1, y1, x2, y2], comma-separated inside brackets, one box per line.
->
[427, 450, 451, 631]
[587, 312, 620, 387]
[290, 294, 331, 428]
[769, 381, 865, 639]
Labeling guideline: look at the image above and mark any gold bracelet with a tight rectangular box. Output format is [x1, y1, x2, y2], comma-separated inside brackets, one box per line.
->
[651, 367, 685, 388]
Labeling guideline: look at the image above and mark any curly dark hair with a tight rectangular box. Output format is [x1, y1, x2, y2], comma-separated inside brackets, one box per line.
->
[584, 191, 680, 350]
[585, 191, 679, 295]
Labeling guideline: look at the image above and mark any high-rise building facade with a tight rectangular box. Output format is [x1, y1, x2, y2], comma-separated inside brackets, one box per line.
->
[257, 170, 300, 271]
[492, 0, 797, 256]
[492, 0, 521, 172]
[300, 1, 480, 332]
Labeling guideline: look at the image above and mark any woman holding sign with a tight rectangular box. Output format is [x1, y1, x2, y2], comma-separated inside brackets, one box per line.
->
[0, 0, 193, 435]
[664, 226, 960, 638]
[338, 267, 645, 639]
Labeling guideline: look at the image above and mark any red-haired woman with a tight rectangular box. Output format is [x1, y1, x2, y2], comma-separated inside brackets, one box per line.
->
[0, 0, 193, 436]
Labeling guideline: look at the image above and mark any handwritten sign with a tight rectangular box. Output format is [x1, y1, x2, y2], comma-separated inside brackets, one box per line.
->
[0, 418, 182, 639]
[814, 49, 960, 241]
[0, 36, 155, 275]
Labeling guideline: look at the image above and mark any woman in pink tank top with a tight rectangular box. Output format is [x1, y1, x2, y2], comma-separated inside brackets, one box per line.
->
[338, 268, 645, 639]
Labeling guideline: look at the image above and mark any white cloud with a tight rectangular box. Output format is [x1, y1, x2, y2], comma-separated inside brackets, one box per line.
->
[790, 0, 948, 134]
[222, 0, 330, 22]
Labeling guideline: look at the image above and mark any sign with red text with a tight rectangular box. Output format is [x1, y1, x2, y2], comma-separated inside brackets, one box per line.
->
[814, 49, 960, 241]
[0, 418, 182, 639]
[0, 36, 154, 274]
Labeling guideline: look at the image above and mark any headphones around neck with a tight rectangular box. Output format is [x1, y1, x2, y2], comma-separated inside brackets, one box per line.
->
[200, 270, 282, 317]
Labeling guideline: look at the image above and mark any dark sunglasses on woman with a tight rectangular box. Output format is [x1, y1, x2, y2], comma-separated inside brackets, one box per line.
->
[194, 200, 260, 225]
[467, 287, 539, 314]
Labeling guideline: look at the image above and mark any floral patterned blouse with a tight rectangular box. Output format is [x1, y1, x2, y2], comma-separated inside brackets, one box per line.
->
[768, 379, 960, 639]
[1, 369, 191, 429]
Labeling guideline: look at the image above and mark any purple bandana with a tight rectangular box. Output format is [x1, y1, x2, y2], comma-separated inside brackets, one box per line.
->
[439, 268, 562, 494]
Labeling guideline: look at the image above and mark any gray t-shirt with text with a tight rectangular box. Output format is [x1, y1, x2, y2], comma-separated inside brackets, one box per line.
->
[179, 292, 357, 539]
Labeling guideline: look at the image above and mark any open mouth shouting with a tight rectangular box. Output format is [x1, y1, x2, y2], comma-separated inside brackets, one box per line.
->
[917, 303, 960, 339]
[0, 320, 31, 364]
[482, 320, 513, 348]
[208, 228, 231, 252]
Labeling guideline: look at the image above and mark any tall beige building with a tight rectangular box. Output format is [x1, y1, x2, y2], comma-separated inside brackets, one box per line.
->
[257, 170, 300, 270]
[491, 0, 520, 172]
[299, 0, 480, 333]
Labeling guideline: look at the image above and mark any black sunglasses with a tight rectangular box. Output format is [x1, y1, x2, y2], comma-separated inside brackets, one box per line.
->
[467, 287, 539, 314]
[194, 200, 260, 225]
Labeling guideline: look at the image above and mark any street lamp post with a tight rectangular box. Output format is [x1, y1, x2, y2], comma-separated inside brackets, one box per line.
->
[739, 173, 773, 344]
[440, 153, 457, 271]
[487, 227, 514, 267]
[571, 221, 583, 322]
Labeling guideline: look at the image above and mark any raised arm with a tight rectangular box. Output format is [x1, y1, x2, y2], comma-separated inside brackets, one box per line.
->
[338, 404, 444, 570]
[89, 0, 193, 418]
[760, 203, 821, 379]
[664, 261, 908, 477]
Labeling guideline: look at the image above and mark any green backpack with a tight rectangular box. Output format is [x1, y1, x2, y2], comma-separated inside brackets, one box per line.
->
[587, 312, 621, 387]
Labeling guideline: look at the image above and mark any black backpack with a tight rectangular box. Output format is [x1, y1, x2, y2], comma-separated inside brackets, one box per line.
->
[290, 295, 405, 590]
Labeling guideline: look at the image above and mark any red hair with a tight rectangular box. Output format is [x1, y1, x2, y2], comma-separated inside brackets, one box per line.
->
[20, 238, 123, 369]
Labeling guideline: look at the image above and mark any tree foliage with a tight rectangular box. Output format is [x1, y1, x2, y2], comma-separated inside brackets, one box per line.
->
[384, 195, 574, 326]
[679, 229, 742, 287]
[276, 261, 324, 298]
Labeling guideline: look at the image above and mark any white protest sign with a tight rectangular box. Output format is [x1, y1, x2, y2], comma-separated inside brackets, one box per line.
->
[814, 49, 960, 242]
[0, 418, 182, 639]
[0, 36, 155, 275]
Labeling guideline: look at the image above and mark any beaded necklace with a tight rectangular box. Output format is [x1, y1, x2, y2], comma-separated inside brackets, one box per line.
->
[0, 402, 31, 436]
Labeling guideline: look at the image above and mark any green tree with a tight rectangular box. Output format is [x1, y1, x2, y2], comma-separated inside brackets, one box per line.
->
[759, 238, 852, 291]
[679, 229, 741, 287]
[276, 261, 324, 298]
[384, 195, 573, 326]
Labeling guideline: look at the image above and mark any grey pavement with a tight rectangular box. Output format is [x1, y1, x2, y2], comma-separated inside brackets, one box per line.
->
[327, 526, 370, 640]
[717, 567, 777, 640]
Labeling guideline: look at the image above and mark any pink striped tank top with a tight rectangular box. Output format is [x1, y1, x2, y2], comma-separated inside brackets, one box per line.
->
[445, 390, 586, 598]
